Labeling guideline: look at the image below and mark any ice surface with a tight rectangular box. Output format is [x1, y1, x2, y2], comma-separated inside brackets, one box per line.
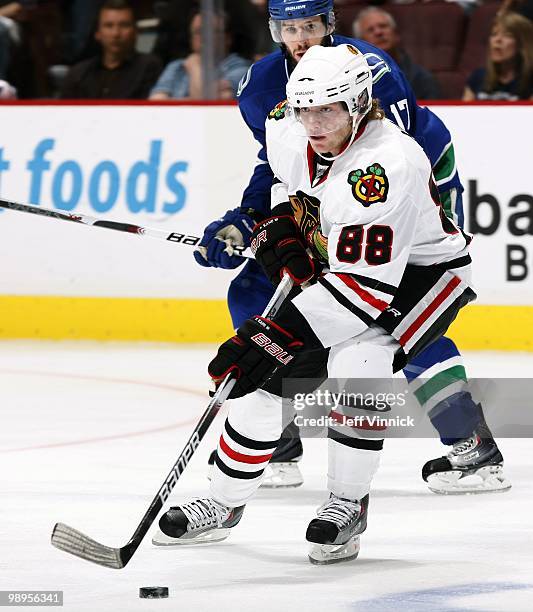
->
[1, 341, 532, 612]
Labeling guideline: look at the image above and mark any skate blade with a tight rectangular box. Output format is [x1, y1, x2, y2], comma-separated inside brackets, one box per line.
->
[152, 527, 231, 546]
[427, 465, 512, 495]
[260, 462, 304, 489]
[307, 537, 360, 565]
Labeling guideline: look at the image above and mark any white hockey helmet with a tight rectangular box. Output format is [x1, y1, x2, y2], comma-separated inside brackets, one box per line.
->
[286, 44, 373, 121]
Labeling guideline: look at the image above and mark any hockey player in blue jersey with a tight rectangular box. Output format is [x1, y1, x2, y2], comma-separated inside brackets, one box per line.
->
[194, 0, 509, 494]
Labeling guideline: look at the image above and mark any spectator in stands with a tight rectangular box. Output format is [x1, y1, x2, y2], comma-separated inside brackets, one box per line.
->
[61, 0, 162, 99]
[149, 9, 251, 100]
[353, 6, 441, 99]
[463, 12, 533, 100]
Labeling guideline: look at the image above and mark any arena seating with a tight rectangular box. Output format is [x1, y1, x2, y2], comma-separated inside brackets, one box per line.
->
[336, 0, 502, 99]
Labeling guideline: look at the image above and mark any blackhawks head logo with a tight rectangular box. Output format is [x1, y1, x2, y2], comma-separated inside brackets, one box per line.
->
[347, 163, 389, 206]
[268, 99, 288, 121]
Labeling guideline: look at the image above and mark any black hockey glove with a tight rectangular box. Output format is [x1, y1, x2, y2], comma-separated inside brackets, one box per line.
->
[208, 316, 304, 399]
[250, 210, 315, 286]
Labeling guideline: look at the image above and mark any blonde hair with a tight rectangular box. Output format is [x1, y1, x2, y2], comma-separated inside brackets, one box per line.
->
[368, 98, 385, 121]
[485, 11, 533, 98]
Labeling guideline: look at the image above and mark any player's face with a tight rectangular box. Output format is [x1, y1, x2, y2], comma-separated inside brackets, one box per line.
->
[95, 8, 136, 55]
[298, 103, 353, 156]
[280, 17, 328, 63]
[356, 12, 398, 53]
[489, 24, 517, 63]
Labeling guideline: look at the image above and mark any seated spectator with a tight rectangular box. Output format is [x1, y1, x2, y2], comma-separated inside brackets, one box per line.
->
[353, 6, 441, 99]
[61, 0, 162, 99]
[149, 9, 251, 100]
[463, 12, 533, 100]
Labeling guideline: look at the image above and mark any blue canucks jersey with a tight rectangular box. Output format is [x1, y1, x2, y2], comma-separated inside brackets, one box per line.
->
[237, 35, 463, 227]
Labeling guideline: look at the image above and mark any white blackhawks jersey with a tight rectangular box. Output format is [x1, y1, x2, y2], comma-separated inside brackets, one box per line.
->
[266, 106, 472, 348]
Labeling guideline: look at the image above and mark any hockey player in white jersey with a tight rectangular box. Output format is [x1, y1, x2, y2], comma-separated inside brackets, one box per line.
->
[154, 45, 476, 564]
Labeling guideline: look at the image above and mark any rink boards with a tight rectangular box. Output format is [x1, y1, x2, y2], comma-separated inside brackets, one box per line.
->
[0, 101, 531, 349]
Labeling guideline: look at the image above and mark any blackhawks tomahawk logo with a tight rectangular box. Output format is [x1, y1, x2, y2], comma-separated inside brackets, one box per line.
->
[268, 99, 288, 121]
[347, 163, 389, 206]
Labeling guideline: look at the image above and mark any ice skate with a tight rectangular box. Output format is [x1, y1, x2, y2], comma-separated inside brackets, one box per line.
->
[152, 498, 245, 546]
[423, 424, 511, 494]
[306, 494, 369, 565]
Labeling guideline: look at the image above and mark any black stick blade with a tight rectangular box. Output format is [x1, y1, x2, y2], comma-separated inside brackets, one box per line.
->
[51, 523, 124, 569]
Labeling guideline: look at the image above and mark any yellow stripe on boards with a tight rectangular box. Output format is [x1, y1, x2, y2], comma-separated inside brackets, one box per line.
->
[446, 305, 533, 352]
[0, 296, 234, 343]
[0, 297, 531, 351]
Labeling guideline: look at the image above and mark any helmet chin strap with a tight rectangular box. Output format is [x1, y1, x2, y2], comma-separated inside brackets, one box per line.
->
[315, 114, 361, 162]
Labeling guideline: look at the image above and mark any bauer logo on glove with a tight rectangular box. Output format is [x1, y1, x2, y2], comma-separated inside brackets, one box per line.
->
[208, 316, 303, 398]
[250, 332, 294, 366]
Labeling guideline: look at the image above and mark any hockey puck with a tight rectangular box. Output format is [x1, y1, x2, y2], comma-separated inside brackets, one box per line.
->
[139, 587, 169, 599]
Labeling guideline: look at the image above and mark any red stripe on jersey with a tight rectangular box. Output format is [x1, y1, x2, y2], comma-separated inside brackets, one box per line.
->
[399, 276, 462, 346]
[329, 410, 387, 431]
[219, 435, 274, 464]
[336, 273, 389, 312]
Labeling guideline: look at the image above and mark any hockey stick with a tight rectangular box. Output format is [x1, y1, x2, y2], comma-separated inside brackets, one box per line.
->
[51, 273, 294, 569]
[0, 198, 252, 258]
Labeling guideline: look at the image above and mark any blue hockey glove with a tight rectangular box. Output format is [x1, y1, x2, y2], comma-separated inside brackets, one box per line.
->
[193, 209, 256, 269]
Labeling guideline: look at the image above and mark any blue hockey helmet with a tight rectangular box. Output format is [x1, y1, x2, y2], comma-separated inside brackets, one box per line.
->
[268, 0, 335, 43]
[268, 0, 334, 20]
